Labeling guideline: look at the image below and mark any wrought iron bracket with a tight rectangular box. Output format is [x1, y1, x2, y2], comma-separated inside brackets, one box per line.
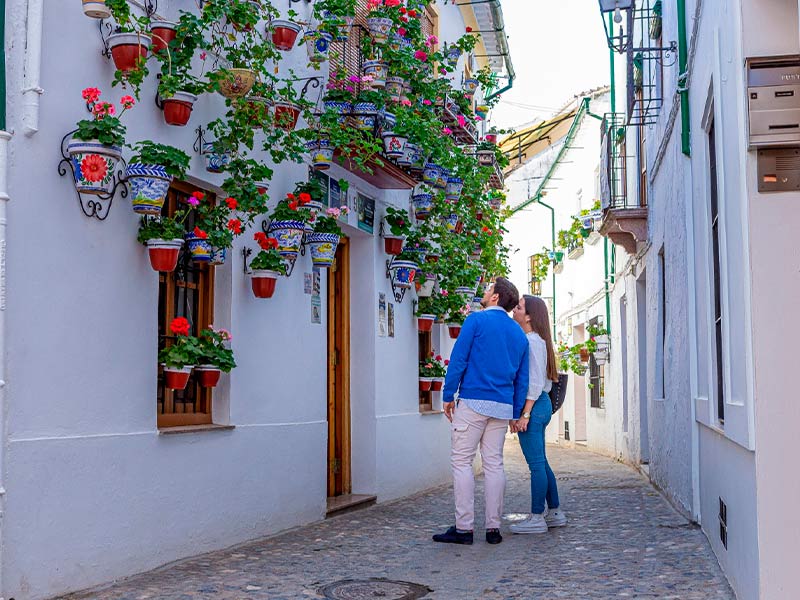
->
[98, 19, 121, 59]
[385, 257, 409, 304]
[57, 129, 128, 221]
[144, 0, 158, 18]
[193, 126, 207, 155]
[242, 247, 253, 275]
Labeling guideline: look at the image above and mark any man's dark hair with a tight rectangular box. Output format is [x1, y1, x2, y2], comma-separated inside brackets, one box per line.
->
[493, 277, 520, 311]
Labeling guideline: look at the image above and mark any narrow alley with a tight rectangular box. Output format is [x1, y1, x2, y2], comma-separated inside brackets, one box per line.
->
[61, 443, 733, 600]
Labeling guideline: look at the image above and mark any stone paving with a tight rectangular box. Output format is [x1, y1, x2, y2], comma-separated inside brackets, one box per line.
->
[61, 442, 734, 600]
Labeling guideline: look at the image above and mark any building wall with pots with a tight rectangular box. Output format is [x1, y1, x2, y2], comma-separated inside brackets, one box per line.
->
[0, 1, 483, 598]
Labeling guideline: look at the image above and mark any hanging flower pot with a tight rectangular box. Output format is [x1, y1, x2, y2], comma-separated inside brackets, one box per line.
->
[195, 365, 222, 388]
[126, 163, 172, 215]
[418, 314, 436, 332]
[475, 105, 489, 120]
[163, 365, 193, 390]
[323, 100, 352, 124]
[389, 259, 418, 289]
[108, 33, 151, 72]
[273, 101, 302, 131]
[362, 59, 388, 88]
[445, 46, 461, 68]
[322, 11, 355, 41]
[416, 274, 436, 297]
[267, 220, 306, 259]
[382, 132, 408, 159]
[161, 91, 198, 126]
[83, 0, 110, 19]
[579, 347, 590, 363]
[353, 102, 378, 131]
[422, 163, 441, 186]
[209, 247, 227, 266]
[412, 193, 434, 220]
[216, 68, 256, 98]
[255, 181, 270, 195]
[366, 16, 393, 43]
[485, 133, 498, 144]
[447, 324, 462, 339]
[270, 19, 302, 51]
[475, 210, 484, 221]
[386, 76, 405, 103]
[251, 269, 280, 298]
[145, 238, 183, 272]
[66, 138, 123, 195]
[455, 286, 475, 300]
[443, 213, 459, 233]
[202, 142, 231, 173]
[446, 177, 464, 201]
[306, 232, 340, 268]
[477, 149, 496, 167]
[426, 251, 440, 263]
[185, 232, 212, 263]
[149, 20, 177, 53]
[464, 78, 480, 95]
[419, 377, 433, 392]
[488, 196, 503, 210]
[245, 96, 272, 128]
[407, 143, 424, 170]
[431, 378, 444, 392]
[305, 138, 335, 170]
[379, 111, 397, 136]
[304, 30, 333, 64]
[383, 235, 404, 256]
[388, 33, 412, 52]
[435, 167, 449, 190]
[398, 141, 420, 167]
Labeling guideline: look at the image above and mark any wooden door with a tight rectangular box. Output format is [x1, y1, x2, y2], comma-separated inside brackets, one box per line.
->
[327, 238, 351, 497]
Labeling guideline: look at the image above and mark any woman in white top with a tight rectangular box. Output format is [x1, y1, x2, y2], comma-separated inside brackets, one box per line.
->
[509, 295, 567, 533]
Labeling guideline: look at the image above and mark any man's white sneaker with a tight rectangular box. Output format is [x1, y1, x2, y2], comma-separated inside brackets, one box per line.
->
[545, 508, 567, 528]
[510, 514, 548, 534]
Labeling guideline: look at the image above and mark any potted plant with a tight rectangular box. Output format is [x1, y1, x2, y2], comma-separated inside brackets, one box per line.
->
[195, 197, 242, 266]
[419, 358, 436, 392]
[446, 176, 464, 201]
[383, 205, 411, 255]
[104, 0, 152, 97]
[411, 190, 433, 221]
[158, 75, 202, 127]
[136, 210, 188, 272]
[422, 162, 441, 186]
[126, 141, 191, 215]
[269, 14, 303, 51]
[352, 90, 384, 131]
[308, 206, 349, 268]
[250, 232, 288, 298]
[159, 317, 201, 390]
[67, 88, 133, 195]
[314, 0, 357, 41]
[416, 295, 441, 332]
[365, 1, 394, 43]
[272, 85, 305, 132]
[323, 75, 356, 123]
[267, 193, 312, 260]
[195, 327, 236, 387]
[388, 249, 418, 290]
[149, 19, 178, 54]
[476, 141, 496, 167]
[303, 28, 334, 64]
[445, 298, 471, 339]
[429, 353, 448, 391]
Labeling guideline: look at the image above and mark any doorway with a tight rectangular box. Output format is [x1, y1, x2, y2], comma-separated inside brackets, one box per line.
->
[327, 238, 351, 498]
[636, 273, 650, 463]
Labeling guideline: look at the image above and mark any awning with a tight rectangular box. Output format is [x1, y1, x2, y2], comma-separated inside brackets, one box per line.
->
[499, 109, 579, 175]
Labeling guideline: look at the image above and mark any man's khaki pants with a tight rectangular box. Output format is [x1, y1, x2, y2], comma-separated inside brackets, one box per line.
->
[450, 402, 508, 531]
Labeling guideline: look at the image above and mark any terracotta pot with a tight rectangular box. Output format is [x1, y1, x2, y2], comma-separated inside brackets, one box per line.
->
[146, 238, 183, 272]
[448, 324, 462, 339]
[251, 269, 280, 298]
[162, 91, 197, 126]
[273, 101, 301, 131]
[475, 211, 483, 221]
[150, 21, 177, 53]
[418, 314, 435, 332]
[384, 235, 404, 256]
[164, 366, 192, 390]
[270, 19, 302, 51]
[580, 348, 590, 362]
[195, 366, 222, 388]
[108, 33, 151, 72]
[419, 378, 433, 392]
[83, 0, 111, 19]
[431, 379, 444, 392]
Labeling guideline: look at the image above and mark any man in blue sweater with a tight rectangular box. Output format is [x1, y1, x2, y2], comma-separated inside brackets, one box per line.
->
[433, 277, 529, 546]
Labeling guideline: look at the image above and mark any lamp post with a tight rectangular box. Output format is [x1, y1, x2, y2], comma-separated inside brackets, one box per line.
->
[597, 0, 633, 53]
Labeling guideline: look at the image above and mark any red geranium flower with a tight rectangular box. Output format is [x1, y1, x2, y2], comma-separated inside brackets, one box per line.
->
[408, 9, 417, 17]
[225, 197, 237, 210]
[288, 200, 299, 211]
[445, 359, 450, 365]
[254, 231, 267, 244]
[82, 87, 101, 104]
[466, 26, 473, 33]
[227, 218, 242, 235]
[193, 226, 208, 239]
[267, 237, 279, 249]
[191, 191, 205, 202]
[298, 192, 312, 205]
[80, 154, 108, 183]
[169, 317, 191, 337]
[286, 193, 296, 201]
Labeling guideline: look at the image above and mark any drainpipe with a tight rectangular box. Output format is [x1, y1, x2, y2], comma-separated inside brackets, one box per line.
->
[677, 0, 690, 156]
[21, 0, 43, 136]
[537, 197, 557, 343]
[603, 11, 615, 332]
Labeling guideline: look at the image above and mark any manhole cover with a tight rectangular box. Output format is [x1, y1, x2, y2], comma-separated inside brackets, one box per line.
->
[320, 578, 432, 600]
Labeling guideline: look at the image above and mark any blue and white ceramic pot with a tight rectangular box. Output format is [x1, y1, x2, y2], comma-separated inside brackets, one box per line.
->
[446, 176, 464, 201]
[366, 16, 393, 43]
[304, 30, 333, 64]
[382, 132, 408, 159]
[203, 142, 231, 173]
[435, 167, 449, 189]
[422, 163, 441, 186]
[209, 247, 227, 266]
[445, 46, 461, 68]
[353, 102, 378, 131]
[380, 110, 397, 135]
[323, 100, 352, 124]
[389, 259, 418, 289]
[443, 213, 459, 232]
[267, 219, 306, 260]
[306, 232, 340, 268]
[66, 138, 123, 195]
[305, 138, 335, 170]
[388, 33, 412, 52]
[412, 193, 434, 220]
[185, 232, 212, 263]
[386, 77, 405, 103]
[126, 163, 173, 215]
[322, 11, 354, 41]
[362, 59, 388, 88]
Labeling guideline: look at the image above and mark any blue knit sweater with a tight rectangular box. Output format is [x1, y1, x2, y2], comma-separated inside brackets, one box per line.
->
[442, 307, 530, 419]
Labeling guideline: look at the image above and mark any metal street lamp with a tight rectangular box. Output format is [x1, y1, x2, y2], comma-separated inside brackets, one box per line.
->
[597, 0, 633, 53]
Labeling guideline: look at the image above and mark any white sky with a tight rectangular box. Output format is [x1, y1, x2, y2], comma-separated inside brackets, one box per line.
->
[490, 1, 611, 131]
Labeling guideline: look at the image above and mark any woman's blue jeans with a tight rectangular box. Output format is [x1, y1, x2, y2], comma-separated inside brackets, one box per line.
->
[516, 392, 560, 515]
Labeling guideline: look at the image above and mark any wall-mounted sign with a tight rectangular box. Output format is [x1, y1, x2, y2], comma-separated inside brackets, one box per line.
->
[358, 194, 375, 234]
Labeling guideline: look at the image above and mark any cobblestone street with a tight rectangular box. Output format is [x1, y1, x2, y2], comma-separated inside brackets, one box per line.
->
[62, 443, 734, 600]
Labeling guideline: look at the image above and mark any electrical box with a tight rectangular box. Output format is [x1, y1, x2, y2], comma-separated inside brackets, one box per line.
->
[747, 55, 800, 148]
[757, 148, 800, 192]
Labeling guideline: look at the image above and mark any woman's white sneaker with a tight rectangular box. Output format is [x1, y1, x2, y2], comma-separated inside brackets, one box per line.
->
[545, 508, 567, 528]
[510, 514, 548, 534]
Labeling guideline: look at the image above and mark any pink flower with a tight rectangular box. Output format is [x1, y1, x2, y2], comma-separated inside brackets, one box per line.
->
[397, 27, 406, 36]
[199, 51, 207, 60]
[187, 196, 200, 207]
[348, 74, 361, 83]
[120, 95, 135, 109]
[218, 328, 232, 341]
[326, 207, 340, 217]
[457, 114, 467, 128]
[401, 98, 412, 107]
[440, 68, 448, 75]
[442, 127, 453, 135]
[422, 99, 432, 106]
[414, 50, 428, 62]
[426, 35, 438, 46]
[385, 0, 400, 6]
[82, 87, 101, 104]
[441, 290, 449, 296]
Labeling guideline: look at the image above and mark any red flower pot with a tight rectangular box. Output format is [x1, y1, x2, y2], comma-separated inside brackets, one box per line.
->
[448, 324, 462, 339]
[455, 221, 465, 234]
[418, 315, 435, 332]
[150, 22, 177, 53]
[431, 379, 444, 392]
[579, 348, 590, 362]
[419, 378, 433, 392]
[273, 102, 301, 131]
[384, 236, 404, 255]
[162, 91, 197, 126]
[271, 20, 302, 51]
[251, 270, 280, 298]
[146, 239, 183, 272]
[475, 211, 483, 220]
[195, 366, 221, 388]
[164, 367, 192, 390]
[108, 33, 151, 72]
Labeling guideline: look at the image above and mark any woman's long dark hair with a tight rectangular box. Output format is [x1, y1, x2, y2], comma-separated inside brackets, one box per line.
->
[523, 295, 559, 382]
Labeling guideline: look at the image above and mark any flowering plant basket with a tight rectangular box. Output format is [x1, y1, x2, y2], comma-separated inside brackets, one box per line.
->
[196, 328, 237, 372]
[73, 87, 134, 146]
[250, 232, 288, 273]
[313, 206, 349, 236]
[159, 317, 202, 369]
